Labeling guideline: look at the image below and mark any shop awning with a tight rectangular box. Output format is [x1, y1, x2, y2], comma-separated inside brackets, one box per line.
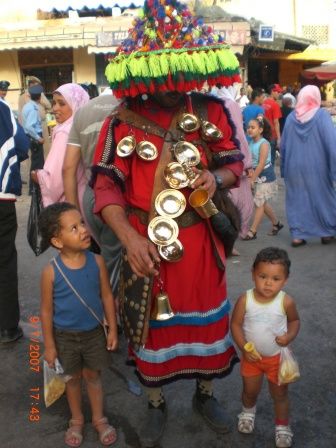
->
[302, 62, 336, 80]
[287, 47, 336, 61]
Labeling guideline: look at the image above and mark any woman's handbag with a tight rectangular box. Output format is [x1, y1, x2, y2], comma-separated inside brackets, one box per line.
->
[27, 184, 49, 256]
[52, 257, 108, 339]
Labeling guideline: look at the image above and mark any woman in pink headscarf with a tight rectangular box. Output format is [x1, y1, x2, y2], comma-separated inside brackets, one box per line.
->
[281, 85, 336, 247]
[31, 83, 90, 211]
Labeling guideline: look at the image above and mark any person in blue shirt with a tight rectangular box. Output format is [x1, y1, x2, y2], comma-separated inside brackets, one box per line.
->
[39, 202, 118, 447]
[22, 84, 45, 194]
[242, 88, 265, 133]
[0, 96, 29, 344]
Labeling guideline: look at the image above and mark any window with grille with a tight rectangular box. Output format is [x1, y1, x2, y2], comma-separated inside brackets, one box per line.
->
[302, 25, 329, 44]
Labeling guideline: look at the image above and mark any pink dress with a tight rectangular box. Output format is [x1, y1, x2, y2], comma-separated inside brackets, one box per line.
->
[36, 83, 89, 214]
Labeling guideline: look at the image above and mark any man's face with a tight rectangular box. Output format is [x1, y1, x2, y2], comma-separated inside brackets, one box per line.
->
[0, 89, 7, 99]
[153, 92, 183, 108]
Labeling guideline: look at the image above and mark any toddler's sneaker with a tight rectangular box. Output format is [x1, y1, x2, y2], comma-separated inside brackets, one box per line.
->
[237, 410, 255, 433]
[275, 425, 293, 447]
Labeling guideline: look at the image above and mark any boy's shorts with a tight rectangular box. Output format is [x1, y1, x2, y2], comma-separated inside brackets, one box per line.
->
[240, 353, 280, 384]
[54, 325, 109, 374]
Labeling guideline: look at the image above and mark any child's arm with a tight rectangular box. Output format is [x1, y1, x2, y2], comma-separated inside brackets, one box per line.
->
[275, 294, 300, 346]
[231, 294, 260, 362]
[40, 264, 57, 367]
[250, 142, 269, 183]
[96, 254, 118, 351]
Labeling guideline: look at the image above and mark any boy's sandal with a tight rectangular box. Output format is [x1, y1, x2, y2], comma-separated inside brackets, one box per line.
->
[242, 230, 257, 241]
[237, 411, 255, 434]
[275, 425, 293, 448]
[93, 417, 117, 446]
[268, 221, 284, 236]
[65, 418, 84, 448]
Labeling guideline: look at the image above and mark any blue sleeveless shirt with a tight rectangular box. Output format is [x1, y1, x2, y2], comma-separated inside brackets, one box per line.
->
[52, 251, 104, 331]
[249, 137, 276, 182]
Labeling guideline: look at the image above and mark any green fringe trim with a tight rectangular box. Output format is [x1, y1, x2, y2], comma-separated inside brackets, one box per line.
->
[105, 46, 239, 86]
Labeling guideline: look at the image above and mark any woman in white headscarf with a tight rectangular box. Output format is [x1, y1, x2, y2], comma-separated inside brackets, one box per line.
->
[281, 85, 336, 246]
[31, 83, 90, 211]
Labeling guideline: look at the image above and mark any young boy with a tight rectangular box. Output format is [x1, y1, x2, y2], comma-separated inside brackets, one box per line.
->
[39, 202, 118, 447]
[231, 247, 300, 448]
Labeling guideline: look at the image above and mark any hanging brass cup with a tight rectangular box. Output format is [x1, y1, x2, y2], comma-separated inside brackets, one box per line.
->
[174, 141, 201, 167]
[164, 162, 189, 189]
[150, 291, 174, 321]
[188, 189, 219, 219]
[116, 135, 136, 157]
[155, 189, 186, 219]
[200, 121, 223, 142]
[148, 216, 179, 246]
[177, 113, 201, 133]
[158, 239, 184, 262]
[136, 140, 158, 161]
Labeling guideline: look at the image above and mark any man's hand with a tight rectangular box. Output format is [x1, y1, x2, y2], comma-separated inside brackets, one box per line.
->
[31, 170, 39, 184]
[125, 233, 160, 277]
[190, 168, 216, 198]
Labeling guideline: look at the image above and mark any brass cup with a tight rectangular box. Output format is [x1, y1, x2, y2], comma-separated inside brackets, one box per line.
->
[174, 141, 201, 167]
[201, 121, 223, 142]
[148, 216, 179, 246]
[177, 113, 201, 133]
[116, 135, 136, 157]
[164, 162, 189, 189]
[155, 189, 186, 219]
[136, 140, 158, 161]
[188, 189, 219, 219]
[158, 239, 184, 262]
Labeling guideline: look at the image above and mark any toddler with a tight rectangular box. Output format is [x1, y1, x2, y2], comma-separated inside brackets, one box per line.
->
[231, 247, 300, 447]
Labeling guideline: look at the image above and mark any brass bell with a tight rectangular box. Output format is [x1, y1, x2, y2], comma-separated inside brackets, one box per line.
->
[200, 121, 223, 142]
[136, 141, 158, 161]
[177, 113, 201, 133]
[116, 135, 136, 157]
[151, 291, 174, 321]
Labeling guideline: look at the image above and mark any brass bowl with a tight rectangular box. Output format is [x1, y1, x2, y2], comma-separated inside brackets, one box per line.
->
[148, 216, 179, 246]
[136, 140, 158, 161]
[164, 162, 189, 189]
[158, 239, 184, 262]
[116, 135, 136, 157]
[174, 141, 201, 167]
[155, 189, 186, 218]
[201, 121, 223, 142]
[177, 113, 201, 133]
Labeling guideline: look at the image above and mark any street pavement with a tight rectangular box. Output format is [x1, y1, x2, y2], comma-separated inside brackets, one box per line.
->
[1, 164, 335, 448]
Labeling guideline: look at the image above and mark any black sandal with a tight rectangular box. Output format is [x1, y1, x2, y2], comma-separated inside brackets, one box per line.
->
[242, 229, 257, 241]
[268, 221, 284, 236]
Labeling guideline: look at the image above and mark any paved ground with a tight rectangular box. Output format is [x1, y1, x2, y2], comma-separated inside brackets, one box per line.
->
[1, 164, 335, 447]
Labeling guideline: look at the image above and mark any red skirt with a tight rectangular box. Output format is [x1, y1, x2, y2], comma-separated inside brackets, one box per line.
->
[129, 215, 238, 386]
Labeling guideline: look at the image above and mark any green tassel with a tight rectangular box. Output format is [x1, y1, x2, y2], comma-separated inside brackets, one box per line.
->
[148, 54, 163, 78]
[168, 52, 180, 74]
[158, 52, 170, 75]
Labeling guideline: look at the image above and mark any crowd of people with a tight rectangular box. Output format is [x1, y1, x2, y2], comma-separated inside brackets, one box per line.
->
[0, 1, 335, 447]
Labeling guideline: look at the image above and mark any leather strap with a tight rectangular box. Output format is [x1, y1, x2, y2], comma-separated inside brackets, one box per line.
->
[127, 206, 202, 228]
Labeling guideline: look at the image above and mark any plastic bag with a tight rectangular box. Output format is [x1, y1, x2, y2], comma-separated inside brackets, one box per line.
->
[278, 347, 300, 385]
[27, 184, 49, 256]
[43, 359, 71, 407]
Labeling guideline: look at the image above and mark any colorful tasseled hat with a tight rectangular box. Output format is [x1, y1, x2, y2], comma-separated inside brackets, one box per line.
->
[105, 0, 241, 98]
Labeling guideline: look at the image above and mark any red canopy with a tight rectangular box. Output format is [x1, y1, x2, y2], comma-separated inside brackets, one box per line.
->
[302, 63, 336, 81]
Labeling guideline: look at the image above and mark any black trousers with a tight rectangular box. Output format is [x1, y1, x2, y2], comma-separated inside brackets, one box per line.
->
[0, 201, 19, 330]
[29, 138, 44, 194]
